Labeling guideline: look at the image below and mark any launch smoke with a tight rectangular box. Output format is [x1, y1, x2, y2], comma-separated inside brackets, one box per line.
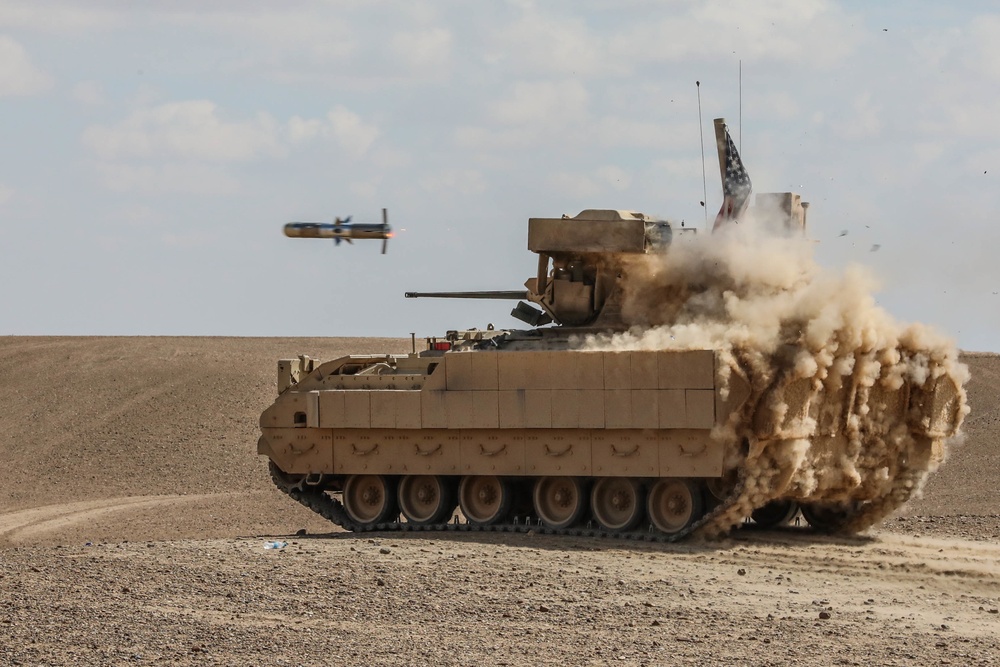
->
[578, 219, 970, 531]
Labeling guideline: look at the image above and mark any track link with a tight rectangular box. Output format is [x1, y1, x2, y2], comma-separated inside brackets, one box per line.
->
[268, 436, 946, 542]
[269, 462, 755, 543]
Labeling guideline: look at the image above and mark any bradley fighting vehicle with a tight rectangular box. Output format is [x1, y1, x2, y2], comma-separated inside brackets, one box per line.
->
[260, 125, 967, 541]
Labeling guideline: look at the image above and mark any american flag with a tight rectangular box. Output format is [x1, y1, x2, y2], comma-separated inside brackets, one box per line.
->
[712, 124, 752, 232]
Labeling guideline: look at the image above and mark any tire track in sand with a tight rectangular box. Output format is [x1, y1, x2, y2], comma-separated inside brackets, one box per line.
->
[0, 494, 237, 542]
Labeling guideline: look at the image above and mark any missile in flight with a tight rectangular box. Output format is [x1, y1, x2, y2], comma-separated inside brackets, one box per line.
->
[284, 208, 393, 254]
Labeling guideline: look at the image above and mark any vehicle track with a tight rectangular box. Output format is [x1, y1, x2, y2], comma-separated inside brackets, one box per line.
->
[0, 494, 237, 542]
[268, 437, 933, 543]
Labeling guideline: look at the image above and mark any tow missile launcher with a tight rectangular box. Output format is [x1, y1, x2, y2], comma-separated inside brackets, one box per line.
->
[259, 197, 965, 540]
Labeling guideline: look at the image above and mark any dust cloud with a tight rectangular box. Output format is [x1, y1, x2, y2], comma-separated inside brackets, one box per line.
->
[578, 217, 970, 530]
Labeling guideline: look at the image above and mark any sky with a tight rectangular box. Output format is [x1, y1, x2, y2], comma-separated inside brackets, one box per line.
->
[1, 1, 999, 351]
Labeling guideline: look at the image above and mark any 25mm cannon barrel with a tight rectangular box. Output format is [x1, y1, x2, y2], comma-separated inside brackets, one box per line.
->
[404, 291, 528, 300]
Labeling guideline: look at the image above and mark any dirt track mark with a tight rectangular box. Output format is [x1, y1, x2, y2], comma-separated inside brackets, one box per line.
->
[0, 494, 237, 542]
[725, 530, 1000, 581]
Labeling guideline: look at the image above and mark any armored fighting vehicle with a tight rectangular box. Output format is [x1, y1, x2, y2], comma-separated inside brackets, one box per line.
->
[259, 198, 967, 540]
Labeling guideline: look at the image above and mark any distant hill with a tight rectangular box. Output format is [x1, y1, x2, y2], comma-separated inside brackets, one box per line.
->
[0, 337, 409, 544]
[907, 351, 1000, 516]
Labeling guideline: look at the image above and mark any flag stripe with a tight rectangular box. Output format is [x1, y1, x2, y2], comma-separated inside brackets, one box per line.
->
[712, 124, 752, 231]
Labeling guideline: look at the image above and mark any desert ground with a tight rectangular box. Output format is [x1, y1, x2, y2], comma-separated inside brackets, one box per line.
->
[1, 337, 998, 666]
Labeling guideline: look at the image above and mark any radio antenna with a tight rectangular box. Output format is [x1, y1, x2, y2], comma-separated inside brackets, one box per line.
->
[697, 80, 708, 229]
[739, 60, 742, 152]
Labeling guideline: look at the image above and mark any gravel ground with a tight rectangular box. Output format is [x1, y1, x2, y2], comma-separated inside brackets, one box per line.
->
[1, 338, 998, 665]
[3, 529, 999, 666]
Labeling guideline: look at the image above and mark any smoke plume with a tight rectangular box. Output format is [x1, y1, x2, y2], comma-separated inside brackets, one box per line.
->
[578, 217, 969, 531]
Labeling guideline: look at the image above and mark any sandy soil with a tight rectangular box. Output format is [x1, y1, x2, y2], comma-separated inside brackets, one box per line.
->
[1, 337, 999, 665]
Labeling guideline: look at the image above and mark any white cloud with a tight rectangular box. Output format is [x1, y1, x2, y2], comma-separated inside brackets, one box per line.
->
[93, 161, 241, 196]
[0, 35, 52, 96]
[910, 141, 948, 170]
[831, 92, 883, 140]
[593, 116, 678, 149]
[457, 91, 683, 156]
[596, 165, 631, 192]
[909, 24, 963, 73]
[82, 101, 285, 162]
[129, 83, 166, 108]
[492, 10, 620, 77]
[966, 15, 1000, 81]
[549, 171, 599, 199]
[324, 106, 380, 157]
[96, 235, 126, 253]
[455, 79, 592, 153]
[548, 166, 632, 198]
[83, 101, 384, 194]
[0, 3, 122, 33]
[751, 92, 801, 121]
[161, 8, 358, 59]
[286, 116, 323, 144]
[71, 80, 106, 106]
[370, 147, 411, 169]
[160, 230, 219, 249]
[111, 204, 163, 229]
[349, 180, 380, 199]
[896, 17, 1000, 144]
[631, 0, 857, 67]
[650, 157, 709, 182]
[417, 169, 486, 196]
[492, 79, 589, 126]
[288, 106, 380, 157]
[148, 7, 454, 86]
[957, 143, 1000, 178]
[915, 94, 1000, 141]
[454, 125, 534, 152]
[390, 27, 452, 73]
[490, 0, 858, 79]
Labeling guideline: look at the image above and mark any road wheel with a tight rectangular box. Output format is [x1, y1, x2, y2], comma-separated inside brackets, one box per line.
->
[533, 477, 586, 529]
[343, 475, 398, 527]
[398, 475, 454, 526]
[590, 477, 644, 532]
[647, 478, 704, 535]
[458, 475, 512, 526]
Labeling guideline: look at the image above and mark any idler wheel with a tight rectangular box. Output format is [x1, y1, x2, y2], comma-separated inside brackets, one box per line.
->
[343, 475, 398, 526]
[590, 477, 644, 532]
[751, 499, 800, 528]
[533, 477, 586, 529]
[800, 501, 860, 533]
[647, 478, 704, 535]
[398, 475, 455, 526]
[459, 475, 513, 526]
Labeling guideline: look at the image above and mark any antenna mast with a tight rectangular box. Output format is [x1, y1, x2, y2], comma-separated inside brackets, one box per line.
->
[697, 81, 708, 229]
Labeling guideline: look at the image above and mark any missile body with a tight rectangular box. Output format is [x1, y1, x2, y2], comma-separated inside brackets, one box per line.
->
[284, 209, 393, 253]
[283, 221, 392, 241]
